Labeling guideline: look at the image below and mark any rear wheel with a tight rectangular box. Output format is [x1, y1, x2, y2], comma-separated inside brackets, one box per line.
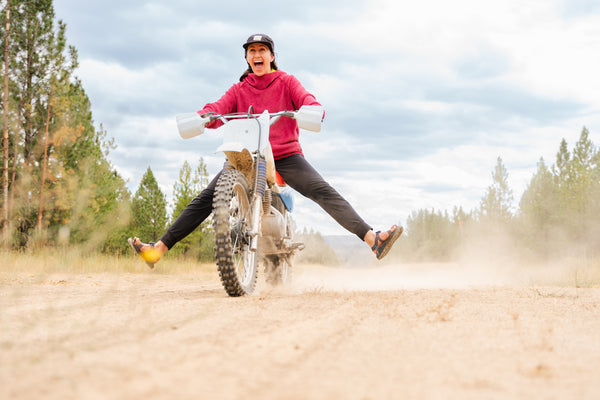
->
[213, 169, 257, 296]
[264, 254, 293, 286]
[264, 214, 298, 286]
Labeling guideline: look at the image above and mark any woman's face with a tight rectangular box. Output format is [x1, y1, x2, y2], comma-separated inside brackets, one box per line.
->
[245, 43, 274, 76]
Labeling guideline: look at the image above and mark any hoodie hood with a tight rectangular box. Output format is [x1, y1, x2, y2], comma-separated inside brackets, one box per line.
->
[244, 70, 284, 90]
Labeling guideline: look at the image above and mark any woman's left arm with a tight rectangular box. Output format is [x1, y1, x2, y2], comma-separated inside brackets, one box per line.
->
[286, 74, 321, 109]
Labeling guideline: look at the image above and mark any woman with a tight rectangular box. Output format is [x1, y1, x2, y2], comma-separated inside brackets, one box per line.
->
[129, 34, 402, 266]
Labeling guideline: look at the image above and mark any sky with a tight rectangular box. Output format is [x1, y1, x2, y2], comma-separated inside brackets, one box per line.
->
[52, 0, 600, 237]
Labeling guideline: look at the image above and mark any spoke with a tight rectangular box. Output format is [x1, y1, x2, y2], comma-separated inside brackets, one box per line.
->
[229, 182, 254, 286]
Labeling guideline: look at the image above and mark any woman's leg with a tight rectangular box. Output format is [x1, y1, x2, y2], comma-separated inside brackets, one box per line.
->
[159, 170, 222, 249]
[275, 154, 402, 259]
[131, 170, 222, 262]
[275, 154, 372, 240]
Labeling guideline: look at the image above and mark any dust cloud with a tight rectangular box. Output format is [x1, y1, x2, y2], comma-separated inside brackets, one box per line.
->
[288, 231, 599, 293]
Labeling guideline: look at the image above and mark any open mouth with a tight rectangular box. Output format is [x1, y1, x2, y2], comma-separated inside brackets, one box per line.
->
[250, 58, 269, 75]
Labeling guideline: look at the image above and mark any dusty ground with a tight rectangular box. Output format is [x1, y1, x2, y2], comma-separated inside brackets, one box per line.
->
[1, 261, 600, 400]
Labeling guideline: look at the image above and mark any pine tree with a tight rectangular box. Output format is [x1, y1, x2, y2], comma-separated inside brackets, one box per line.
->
[2, 0, 11, 234]
[36, 19, 78, 232]
[518, 157, 558, 253]
[554, 138, 571, 183]
[131, 167, 167, 243]
[479, 156, 513, 224]
[519, 158, 556, 223]
[1, 1, 129, 249]
[8, 0, 55, 165]
[517, 128, 600, 256]
[570, 127, 596, 216]
[1, 0, 62, 244]
[170, 158, 213, 260]
[403, 208, 458, 261]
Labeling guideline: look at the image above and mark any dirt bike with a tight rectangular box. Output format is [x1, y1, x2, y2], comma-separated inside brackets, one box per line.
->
[176, 105, 324, 296]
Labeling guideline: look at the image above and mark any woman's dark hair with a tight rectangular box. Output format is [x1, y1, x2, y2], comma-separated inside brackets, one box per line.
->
[239, 54, 278, 81]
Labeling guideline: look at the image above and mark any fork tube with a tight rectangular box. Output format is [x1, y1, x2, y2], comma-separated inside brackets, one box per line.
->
[249, 157, 267, 251]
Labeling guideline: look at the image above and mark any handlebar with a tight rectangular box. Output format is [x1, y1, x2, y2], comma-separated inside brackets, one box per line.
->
[204, 105, 323, 131]
[177, 105, 323, 139]
[204, 109, 296, 127]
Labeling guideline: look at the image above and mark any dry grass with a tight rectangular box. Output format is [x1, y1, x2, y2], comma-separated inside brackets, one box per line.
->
[0, 249, 215, 276]
[1, 247, 599, 290]
[521, 256, 600, 288]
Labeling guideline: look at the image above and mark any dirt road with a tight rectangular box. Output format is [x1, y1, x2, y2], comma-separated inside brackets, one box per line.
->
[1, 263, 600, 399]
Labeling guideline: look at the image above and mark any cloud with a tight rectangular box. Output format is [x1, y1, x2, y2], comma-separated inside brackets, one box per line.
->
[53, 0, 600, 236]
[559, 0, 600, 19]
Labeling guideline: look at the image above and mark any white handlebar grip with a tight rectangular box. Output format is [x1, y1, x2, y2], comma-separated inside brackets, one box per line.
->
[295, 105, 324, 132]
[176, 113, 208, 139]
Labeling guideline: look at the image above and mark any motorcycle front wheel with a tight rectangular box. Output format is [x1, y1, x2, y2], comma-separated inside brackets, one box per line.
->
[213, 169, 258, 296]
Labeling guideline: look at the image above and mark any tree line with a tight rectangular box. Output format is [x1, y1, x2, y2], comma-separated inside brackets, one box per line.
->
[0, 1, 309, 261]
[0, 1, 216, 259]
[1, 0, 129, 249]
[3, 1, 598, 265]
[393, 127, 600, 262]
[129, 160, 214, 261]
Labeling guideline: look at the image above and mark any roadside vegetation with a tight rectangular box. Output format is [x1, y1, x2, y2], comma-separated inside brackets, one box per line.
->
[1, 1, 598, 273]
[391, 127, 600, 267]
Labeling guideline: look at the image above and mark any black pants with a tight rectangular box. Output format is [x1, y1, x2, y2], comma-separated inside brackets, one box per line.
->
[160, 154, 371, 249]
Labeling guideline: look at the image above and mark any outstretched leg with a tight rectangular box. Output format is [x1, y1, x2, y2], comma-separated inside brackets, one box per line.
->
[275, 154, 372, 239]
[275, 154, 401, 259]
[128, 170, 223, 267]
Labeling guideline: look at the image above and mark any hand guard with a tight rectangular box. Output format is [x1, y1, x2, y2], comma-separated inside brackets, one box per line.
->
[176, 113, 210, 139]
[294, 105, 324, 132]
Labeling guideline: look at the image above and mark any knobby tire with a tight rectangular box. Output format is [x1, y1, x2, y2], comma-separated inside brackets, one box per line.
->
[213, 169, 258, 296]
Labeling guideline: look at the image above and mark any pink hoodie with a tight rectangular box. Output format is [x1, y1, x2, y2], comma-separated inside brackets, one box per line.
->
[197, 70, 321, 160]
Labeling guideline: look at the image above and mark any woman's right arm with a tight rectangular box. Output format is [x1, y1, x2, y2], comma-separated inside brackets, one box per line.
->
[197, 84, 239, 128]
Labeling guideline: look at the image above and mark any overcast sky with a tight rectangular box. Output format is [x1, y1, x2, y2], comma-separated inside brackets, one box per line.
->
[52, 0, 600, 237]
